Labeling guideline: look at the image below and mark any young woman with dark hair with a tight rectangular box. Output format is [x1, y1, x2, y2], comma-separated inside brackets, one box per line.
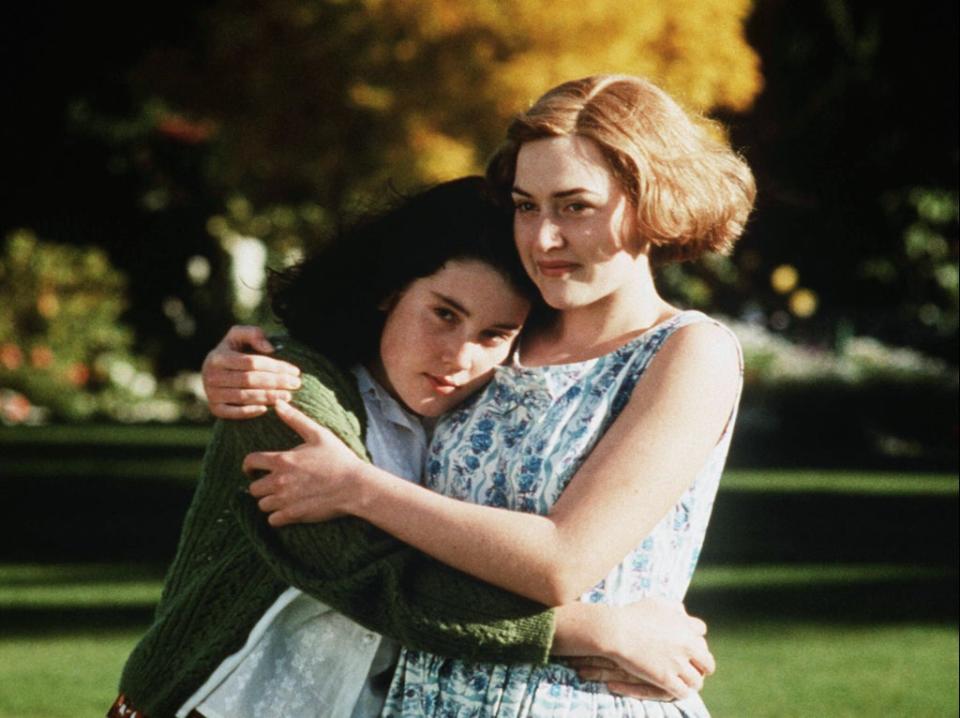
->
[111, 176, 712, 718]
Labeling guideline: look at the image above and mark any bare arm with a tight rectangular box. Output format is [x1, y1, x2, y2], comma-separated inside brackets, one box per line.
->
[248, 322, 741, 605]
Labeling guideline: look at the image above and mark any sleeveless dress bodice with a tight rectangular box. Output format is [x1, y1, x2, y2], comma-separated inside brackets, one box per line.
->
[382, 311, 742, 717]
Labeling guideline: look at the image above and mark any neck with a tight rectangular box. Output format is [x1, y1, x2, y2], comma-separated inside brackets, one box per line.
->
[524, 260, 675, 365]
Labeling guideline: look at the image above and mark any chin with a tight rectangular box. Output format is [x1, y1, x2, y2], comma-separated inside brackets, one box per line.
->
[541, 290, 587, 310]
[413, 398, 448, 419]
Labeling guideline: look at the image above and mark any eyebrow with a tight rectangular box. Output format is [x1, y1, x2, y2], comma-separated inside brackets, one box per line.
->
[431, 291, 524, 331]
[432, 291, 470, 316]
[512, 186, 599, 199]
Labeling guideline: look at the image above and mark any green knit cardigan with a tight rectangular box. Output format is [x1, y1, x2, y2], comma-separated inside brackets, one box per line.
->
[118, 340, 555, 718]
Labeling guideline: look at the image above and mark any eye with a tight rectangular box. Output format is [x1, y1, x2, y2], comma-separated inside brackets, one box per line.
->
[565, 201, 592, 214]
[513, 200, 536, 214]
[433, 306, 458, 323]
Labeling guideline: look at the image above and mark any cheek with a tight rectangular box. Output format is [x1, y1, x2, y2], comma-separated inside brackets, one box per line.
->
[379, 311, 420, 377]
[469, 346, 512, 381]
[514, 219, 534, 253]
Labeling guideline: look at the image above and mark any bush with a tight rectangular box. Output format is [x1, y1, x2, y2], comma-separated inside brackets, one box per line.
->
[0, 230, 208, 424]
[728, 319, 958, 469]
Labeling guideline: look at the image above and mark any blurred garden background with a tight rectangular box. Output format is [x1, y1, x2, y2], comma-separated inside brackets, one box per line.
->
[1, 1, 957, 716]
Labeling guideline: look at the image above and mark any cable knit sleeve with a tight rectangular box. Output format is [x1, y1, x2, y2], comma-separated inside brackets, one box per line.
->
[222, 340, 555, 665]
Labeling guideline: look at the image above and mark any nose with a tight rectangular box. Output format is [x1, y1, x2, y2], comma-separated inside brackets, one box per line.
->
[440, 337, 475, 374]
[534, 215, 564, 251]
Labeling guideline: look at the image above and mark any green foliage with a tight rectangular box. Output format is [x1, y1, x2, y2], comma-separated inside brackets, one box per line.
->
[731, 318, 956, 387]
[897, 188, 958, 334]
[115, 0, 761, 254]
[0, 230, 134, 421]
[0, 231, 208, 423]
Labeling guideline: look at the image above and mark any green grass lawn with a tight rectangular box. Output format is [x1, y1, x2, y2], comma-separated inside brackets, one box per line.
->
[1, 618, 955, 718]
[700, 620, 958, 717]
[1, 563, 957, 718]
[1, 457, 955, 717]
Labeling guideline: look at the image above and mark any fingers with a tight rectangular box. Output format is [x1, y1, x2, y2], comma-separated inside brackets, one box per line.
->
[224, 325, 275, 353]
[206, 388, 294, 406]
[692, 644, 716, 677]
[679, 663, 704, 692]
[275, 400, 325, 441]
[576, 666, 641, 683]
[210, 403, 269, 420]
[606, 681, 676, 702]
[575, 664, 695, 699]
[205, 358, 302, 385]
[565, 656, 619, 670]
[243, 452, 284, 481]
[267, 508, 296, 527]
[686, 615, 708, 636]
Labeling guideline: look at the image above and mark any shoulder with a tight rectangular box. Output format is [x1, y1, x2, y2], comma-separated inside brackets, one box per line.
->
[271, 338, 365, 415]
[217, 337, 369, 459]
[663, 317, 740, 368]
[640, 315, 742, 394]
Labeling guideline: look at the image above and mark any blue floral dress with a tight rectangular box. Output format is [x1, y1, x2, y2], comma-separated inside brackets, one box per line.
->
[382, 311, 742, 718]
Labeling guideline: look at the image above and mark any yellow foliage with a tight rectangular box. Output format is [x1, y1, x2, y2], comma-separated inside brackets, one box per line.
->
[146, 0, 762, 210]
[374, 0, 760, 114]
[361, 0, 762, 181]
[405, 118, 479, 183]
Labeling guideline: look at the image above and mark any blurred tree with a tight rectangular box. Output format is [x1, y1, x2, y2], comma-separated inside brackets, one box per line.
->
[720, 0, 958, 359]
[2, 2, 236, 377]
[6, 1, 955, 376]
[4, 1, 761, 376]
[128, 0, 761, 227]
[0, 231, 140, 421]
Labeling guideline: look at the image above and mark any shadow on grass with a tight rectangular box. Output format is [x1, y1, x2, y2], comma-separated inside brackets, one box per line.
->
[1, 476, 193, 563]
[701, 491, 958, 566]
[0, 564, 167, 587]
[0, 605, 157, 636]
[687, 573, 959, 625]
[4, 475, 958, 567]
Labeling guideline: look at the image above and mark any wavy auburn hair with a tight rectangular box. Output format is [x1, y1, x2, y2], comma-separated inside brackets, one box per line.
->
[487, 75, 756, 264]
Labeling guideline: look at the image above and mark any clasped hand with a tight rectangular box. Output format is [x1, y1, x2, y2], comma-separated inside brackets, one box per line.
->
[243, 400, 366, 526]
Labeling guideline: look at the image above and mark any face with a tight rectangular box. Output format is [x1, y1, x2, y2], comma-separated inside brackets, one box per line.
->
[512, 135, 644, 310]
[372, 259, 530, 417]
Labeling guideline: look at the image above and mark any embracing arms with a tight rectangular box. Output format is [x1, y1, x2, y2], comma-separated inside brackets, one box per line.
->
[250, 321, 741, 606]
[203, 326, 716, 698]
[211, 338, 556, 664]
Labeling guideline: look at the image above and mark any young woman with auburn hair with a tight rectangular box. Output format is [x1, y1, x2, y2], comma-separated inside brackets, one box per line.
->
[216, 75, 755, 716]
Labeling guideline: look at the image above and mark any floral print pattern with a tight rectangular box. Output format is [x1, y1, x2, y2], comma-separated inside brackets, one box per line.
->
[383, 312, 742, 717]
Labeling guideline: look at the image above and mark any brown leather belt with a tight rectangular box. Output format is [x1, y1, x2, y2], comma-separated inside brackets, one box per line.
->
[108, 693, 205, 718]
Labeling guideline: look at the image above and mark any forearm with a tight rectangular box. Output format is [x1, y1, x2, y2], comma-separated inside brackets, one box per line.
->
[351, 461, 579, 605]
[551, 602, 621, 658]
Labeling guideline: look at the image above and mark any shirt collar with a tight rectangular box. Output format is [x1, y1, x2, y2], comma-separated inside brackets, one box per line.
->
[351, 365, 424, 433]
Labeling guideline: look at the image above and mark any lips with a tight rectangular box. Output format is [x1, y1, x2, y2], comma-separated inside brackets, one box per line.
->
[536, 260, 579, 277]
[424, 374, 461, 395]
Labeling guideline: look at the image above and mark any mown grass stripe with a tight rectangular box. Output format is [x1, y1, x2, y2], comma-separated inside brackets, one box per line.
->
[722, 470, 958, 496]
[689, 563, 956, 591]
[0, 457, 201, 481]
[0, 424, 212, 447]
[2, 562, 952, 610]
